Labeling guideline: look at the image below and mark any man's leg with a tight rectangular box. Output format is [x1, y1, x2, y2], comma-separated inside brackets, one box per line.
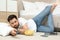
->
[33, 5, 52, 27]
[37, 13, 54, 32]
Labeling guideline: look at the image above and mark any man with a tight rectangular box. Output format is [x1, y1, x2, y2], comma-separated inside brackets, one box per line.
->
[7, 4, 57, 36]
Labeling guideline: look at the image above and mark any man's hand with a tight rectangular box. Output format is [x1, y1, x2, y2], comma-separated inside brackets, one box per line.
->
[18, 29, 25, 34]
[10, 29, 17, 36]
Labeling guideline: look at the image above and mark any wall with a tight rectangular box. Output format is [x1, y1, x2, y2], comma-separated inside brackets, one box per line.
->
[0, 0, 18, 12]
[0, 0, 18, 22]
[56, 0, 60, 4]
[0, 0, 6, 11]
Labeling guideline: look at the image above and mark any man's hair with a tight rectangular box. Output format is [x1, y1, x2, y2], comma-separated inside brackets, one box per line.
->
[7, 15, 17, 22]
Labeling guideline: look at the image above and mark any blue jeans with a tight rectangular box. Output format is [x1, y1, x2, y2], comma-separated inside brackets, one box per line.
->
[33, 6, 54, 33]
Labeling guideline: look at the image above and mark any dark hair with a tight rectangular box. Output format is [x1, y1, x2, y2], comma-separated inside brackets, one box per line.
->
[7, 15, 17, 22]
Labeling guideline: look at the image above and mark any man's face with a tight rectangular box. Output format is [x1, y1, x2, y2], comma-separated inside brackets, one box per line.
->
[9, 18, 19, 28]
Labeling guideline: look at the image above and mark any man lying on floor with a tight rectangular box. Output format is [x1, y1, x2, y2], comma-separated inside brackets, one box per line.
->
[6, 3, 57, 36]
[0, 3, 57, 36]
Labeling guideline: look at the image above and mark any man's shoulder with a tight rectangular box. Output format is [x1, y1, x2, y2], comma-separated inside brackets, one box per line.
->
[18, 17, 27, 23]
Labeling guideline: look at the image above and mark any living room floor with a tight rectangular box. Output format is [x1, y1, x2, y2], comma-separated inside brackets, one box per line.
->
[0, 32, 60, 40]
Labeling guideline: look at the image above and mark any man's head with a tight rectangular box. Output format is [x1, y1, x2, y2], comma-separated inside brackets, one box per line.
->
[7, 15, 19, 28]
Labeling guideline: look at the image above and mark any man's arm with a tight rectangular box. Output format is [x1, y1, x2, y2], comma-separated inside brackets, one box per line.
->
[18, 23, 28, 34]
[9, 29, 17, 36]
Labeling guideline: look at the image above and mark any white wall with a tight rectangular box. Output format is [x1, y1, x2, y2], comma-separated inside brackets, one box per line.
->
[0, 0, 17, 12]
[7, 0, 17, 12]
[56, 0, 60, 4]
[0, 0, 6, 11]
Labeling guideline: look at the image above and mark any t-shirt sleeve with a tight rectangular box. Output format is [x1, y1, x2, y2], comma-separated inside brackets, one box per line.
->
[18, 17, 27, 26]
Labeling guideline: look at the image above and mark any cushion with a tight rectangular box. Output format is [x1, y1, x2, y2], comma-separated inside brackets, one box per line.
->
[22, 1, 37, 10]
[0, 22, 13, 36]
